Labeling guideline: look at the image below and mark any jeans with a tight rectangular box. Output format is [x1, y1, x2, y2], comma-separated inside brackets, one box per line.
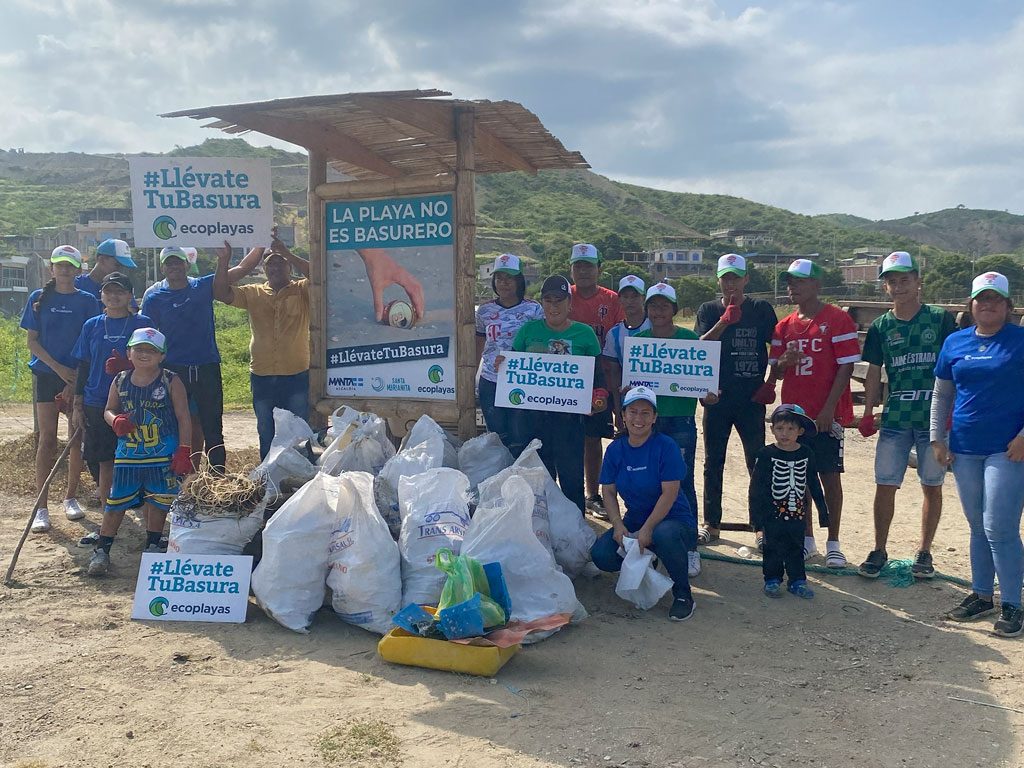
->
[530, 410, 585, 513]
[590, 519, 696, 600]
[167, 363, 225, 471]
[478, 377, 524, 456]
[702, 392, 765, 527]
[874, 428, 946, 487]
[251, 370, 310, 460]
[656, 415, 698, 523]
[952, 451, 1024, 607]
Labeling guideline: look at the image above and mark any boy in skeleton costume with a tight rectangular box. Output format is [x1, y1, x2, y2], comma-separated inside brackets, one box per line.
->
[751, 405, 829, 598]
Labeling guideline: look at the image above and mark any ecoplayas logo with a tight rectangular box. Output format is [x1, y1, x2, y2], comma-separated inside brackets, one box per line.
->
[149, 597, 169, 617]
[508, 388, 525, 405]
[428, 365, 444, 384]
[153, 215, 176, 240]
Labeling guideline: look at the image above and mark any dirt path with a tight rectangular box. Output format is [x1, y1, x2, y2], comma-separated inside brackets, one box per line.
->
[1, 410, 1021, 768]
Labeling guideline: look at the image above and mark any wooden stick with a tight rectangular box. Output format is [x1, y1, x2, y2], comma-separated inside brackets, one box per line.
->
[4, 426, 81, 585]
[948, 695, 1024, 715]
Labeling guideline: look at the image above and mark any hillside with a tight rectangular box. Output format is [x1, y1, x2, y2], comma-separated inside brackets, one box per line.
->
[863, 208, 1024, 255]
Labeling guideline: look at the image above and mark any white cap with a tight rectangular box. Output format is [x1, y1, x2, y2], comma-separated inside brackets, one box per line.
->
[49, 245, 83, 267]
[622, 386, 658, 409]
[617, 275, 646, 295]
[716, 253, 747, 277]
[492, 253, 522, 275]
[971, 271, 1010, 299]
[127, 327, 167, 352]
[879, 251, 918, 275]
[570, 243, 600, 263]
[645, 282, 678, 309]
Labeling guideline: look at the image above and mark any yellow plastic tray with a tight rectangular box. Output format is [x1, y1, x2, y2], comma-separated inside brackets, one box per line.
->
[377, 625, 519, 677]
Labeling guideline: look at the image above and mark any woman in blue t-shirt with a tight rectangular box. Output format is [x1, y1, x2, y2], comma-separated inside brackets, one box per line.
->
[19, 246, 101, 534]
[590, 386, 697, 622]
[931, 272, 1024, 637]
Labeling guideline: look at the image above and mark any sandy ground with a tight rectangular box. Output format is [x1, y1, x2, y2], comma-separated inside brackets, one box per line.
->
[1, 402, 1022, 768]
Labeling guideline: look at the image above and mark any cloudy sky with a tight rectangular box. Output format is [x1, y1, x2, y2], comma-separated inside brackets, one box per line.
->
[2, 0, 1022, 220]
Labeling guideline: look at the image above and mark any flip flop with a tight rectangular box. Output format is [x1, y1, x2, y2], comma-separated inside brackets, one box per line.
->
[697, 527, 720, 546]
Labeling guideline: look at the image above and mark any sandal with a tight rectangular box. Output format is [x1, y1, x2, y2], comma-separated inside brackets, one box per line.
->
[754, 533, 764, 553]
[697, 526, 720, 546]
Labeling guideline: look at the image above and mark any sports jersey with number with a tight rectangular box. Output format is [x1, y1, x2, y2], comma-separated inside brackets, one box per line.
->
[475, 298, 544, 382]
[569, 285, 624, 347]
[769, 304, 861, 425]
[113, 369, 179, 464]
[862, 304, 956, 430]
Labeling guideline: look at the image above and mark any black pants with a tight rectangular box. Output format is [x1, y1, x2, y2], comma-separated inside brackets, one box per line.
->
[167, 362, 225, 471]
[529, 410, 585, 514]
[762, 518, 806, 584]
[702, 391, 765, 527]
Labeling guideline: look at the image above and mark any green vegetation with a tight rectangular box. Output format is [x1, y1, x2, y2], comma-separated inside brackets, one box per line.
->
[314, 718, 401, 765]
[0, 178, 126, 236]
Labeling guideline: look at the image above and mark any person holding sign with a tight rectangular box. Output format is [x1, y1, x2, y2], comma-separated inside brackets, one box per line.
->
[475, 254, 544, 456]
[568, 243, 624, 517]
[590, 386, 697, 622]
[694, 254, 777, 547]
[602, 275, 651, 444]
[767, 259, 861, 568]
[508, 275, 605, 513]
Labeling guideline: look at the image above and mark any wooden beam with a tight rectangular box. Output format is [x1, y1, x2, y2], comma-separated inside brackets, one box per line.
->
[473, 125, 537, 175]
[307, 148, 328, 429]
[316, 174, 455, 201]
[454, 106, 478, 440]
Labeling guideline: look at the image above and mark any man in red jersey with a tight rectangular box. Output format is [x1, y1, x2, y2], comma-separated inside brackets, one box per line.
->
[764, 259, 860, 568]
[568, 243, 624, 518]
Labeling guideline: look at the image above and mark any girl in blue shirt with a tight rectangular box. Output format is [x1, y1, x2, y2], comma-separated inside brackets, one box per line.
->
[19, 246, 101, 533]
[932, 272, 1024, 637]
[590, 386, 697, 622]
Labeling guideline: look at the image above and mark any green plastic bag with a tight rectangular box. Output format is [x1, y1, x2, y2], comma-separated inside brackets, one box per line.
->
[435, 548, 506, 628]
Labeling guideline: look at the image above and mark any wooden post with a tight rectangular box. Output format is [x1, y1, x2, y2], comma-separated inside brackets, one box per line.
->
[307, 148, 328, 430]
[454, 107, 477, 440]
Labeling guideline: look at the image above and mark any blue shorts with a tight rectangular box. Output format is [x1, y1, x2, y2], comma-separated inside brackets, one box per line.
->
[874, 428, 946, 487]
[106, 462, 179, 512]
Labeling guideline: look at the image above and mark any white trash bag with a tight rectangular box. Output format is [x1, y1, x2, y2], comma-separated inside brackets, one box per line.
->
[513, 440, 596, 577]
[320, 413, 395, 476]
[168, 496, 267, 556]
[251, 474, 344, 633]
[462, 475, 585, 637]
[478, 464, 554, 558]
[400, 414, 461, 468]
[458, 432, 514, 491]
[398, 468, 471, 606]
[375, 435, 445, 535]
[614, 536, 674, 611]
[251, 408, 317, 503]
[327, 472, 402, 635]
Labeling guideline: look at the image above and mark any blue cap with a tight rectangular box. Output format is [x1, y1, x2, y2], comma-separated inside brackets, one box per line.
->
[96, 238, 136, 269]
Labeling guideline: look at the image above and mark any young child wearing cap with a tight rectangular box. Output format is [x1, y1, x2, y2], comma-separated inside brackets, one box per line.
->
[475, 254, 544, 455]
[857, 252, 956, 580]
[71, 272, 154, 523]
[766, 259, 860, 567]
[20, 246, 101, 533]
[567, 244, 625, 516]
[750, 405, 829, 598]
[509, 274, 605, 513]
[88, 327, 192, 575]
[590, 385, 698, 621]
[602, 275, 651, 444]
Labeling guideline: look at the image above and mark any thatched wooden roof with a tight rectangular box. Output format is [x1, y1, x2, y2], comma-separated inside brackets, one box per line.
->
[161, 89, 589, 180]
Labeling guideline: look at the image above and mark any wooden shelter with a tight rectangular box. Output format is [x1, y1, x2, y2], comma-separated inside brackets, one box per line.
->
[162, 90, 588, 437]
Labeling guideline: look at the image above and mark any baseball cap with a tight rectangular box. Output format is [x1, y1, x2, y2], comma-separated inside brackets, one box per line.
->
[570, 243, 600, 264]
[645, 282, 678, 312]
[96, 238, 137, 269]
[618, 275, 646, 295]
[717, 253, 747, 278]
[786, 258, 823, 280]
[50, 245, 82, 268]
[879, 251, 918, 277]
[100, 272, 132, 292]
[540, 275, 571, 299]
[492, 253, 522, 275]
[159, 246, 189, 264]
[181, 246, 200, 276]
[771, 403, 816, 436]
[971, 271, 1010, 299]
[622, 386, 658, 409]
[127, 327, 167, 352]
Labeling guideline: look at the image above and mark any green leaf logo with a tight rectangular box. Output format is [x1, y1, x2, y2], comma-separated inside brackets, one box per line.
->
[153, 216, 176, 240]
[148, 597, 169, 617]
[509, 388, 525, 405]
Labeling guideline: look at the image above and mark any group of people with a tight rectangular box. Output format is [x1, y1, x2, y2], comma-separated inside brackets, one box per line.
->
[476, 245, 1024, 634]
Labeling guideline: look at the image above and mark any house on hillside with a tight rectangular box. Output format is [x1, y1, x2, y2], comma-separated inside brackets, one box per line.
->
[710, 228, 773, 249]
[619, 248, 705, 281]
[840, 249, 888, 285]
[0, 234, 54, 316]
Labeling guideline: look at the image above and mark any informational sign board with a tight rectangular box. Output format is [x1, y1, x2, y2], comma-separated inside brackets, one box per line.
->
[323, 193, 456, 400]
[494, 351, 595, 414]
[131, 553, 253, 624]
[129, 156, 273, 248]
[622, 337, 721, 397]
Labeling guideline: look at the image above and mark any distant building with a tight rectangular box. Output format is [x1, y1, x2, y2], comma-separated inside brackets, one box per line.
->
[840, 257, 884, 285]
[710, 228, 773, 249]
[0, 236, 50, 316]
[75, 208, 134, 253]
[650, 248, 705, 281]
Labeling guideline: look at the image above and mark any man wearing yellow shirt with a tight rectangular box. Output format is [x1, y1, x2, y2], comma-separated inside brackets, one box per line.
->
[214, 233, 310, 459]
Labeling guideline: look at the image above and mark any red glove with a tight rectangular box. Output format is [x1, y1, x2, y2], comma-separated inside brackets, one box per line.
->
[111, 414, 137, 437]
[53, 392, 71, 415]
[751, 382, 775, 405]
[171, 446, 193, 475]
[592, 387, 609, 413]
[721, 302, 742, 325]
[104, 349, 134, 376]
[858, 414, 878, 438]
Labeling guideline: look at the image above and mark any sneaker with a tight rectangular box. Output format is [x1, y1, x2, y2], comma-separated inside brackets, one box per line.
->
[946, 593, 997, 622]
[763, 579, 783, 598]
[87, 548, 110, 576]
[63, 498, 86, 521]
[668, 597, 695, 622]
[825, 542, 847, 568]
[911, 550, 935, 579]
[787, 580, 815, 599]
[697, 526, 720, 546]
[78, 531, 100, 548]
[144, 543, 164, 554]
[993, 604, 1024, 638]
[687, 551, 701, 578]
[30, 509, 51, 533]
[858, 549, 888, 578]
[586, 495, 608, 521]
[803, 538, 818, 561]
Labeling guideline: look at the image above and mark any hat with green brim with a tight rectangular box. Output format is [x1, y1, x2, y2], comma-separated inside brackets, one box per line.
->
[127, 327, 167, 352]
[879, 251, 919, 276]
[570, 243, 600, 264]
[159, 246, 189, 264]
[785, 258, 822, 280]
[717, 253, 747, 277]
[492, 253, 522, 275]
[50, 245, 82, 268]
[971, 272, 1010, 299]
[618, 275, 645, 295]
[645, 282, 678, 313]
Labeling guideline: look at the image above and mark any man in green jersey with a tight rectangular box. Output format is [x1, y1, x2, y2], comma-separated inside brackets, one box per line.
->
[857, 252, 956, 579]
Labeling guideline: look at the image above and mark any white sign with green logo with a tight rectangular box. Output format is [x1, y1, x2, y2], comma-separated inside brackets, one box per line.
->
[128, 156, 273, 248]
[131, 553, 252, 624]
[622, 337, 721, 397]
[495, 351, 595, 414]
